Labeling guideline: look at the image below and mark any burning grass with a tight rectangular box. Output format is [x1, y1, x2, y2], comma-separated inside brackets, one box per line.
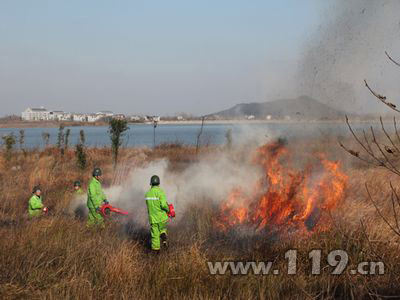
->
[216, 139, 348, 235]
[0, 139, 400, 299]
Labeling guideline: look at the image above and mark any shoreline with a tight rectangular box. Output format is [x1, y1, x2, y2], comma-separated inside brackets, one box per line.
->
[0, 118, 385, 129]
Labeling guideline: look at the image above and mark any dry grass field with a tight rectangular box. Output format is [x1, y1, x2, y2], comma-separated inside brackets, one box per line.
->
[0, 138, 399, 299]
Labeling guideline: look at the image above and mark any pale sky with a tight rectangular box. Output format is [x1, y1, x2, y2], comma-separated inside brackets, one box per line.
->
[1, 1, 399, 117]
[0, 0, 320, 116]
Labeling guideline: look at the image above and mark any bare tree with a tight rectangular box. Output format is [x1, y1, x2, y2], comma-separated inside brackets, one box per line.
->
[196, 116, 206, 153]
[42, 132, 50, 148]
[153, 118, 158, 148]
[341, 51, 400, 237]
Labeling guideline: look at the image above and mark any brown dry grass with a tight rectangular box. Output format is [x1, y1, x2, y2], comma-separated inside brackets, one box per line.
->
[0, 141, 400, 299]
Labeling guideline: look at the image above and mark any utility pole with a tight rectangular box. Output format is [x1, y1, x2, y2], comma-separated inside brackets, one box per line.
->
[153, 118, 158, 148]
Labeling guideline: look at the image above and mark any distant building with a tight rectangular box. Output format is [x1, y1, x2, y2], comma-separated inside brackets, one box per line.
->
[72, 114, 88, 122]
[22, 107, 49, 121]
[49, 111, 73, 121]
[130, 115, 142, 121]
[146, 116, 161, 122]
[113, 114, 126, 120]
[49, 111, 64, 121]
[21, 107, 128, 123]
[177, 116, 185, 121]
[87, 114, 103, 122]
[97, 111, 114, 117]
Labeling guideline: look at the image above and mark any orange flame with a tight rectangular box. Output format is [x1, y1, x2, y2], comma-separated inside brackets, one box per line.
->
[216, 140, 348, 234]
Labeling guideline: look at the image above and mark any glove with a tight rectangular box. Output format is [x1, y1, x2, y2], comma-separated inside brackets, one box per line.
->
[103, 200, 109, 205]
[42, 207, 48, 213]
[167, 203, 175, 218]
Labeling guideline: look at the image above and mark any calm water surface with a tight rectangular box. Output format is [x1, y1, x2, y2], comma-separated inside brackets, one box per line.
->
[0, 122, 386, 148]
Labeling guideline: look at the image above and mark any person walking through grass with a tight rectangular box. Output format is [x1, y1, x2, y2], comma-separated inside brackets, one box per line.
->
[87, 167, 108, 227]
[145, 175, 171, 252]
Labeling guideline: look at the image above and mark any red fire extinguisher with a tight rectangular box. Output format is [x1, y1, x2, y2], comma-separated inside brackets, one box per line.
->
[167, 203, 175, 218]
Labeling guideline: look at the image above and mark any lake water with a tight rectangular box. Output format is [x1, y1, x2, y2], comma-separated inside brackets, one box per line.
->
[0, 122, 386, 148]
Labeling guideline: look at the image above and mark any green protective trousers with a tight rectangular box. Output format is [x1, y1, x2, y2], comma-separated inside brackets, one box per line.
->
[150, 220, 168, 250]
[87, 208, 104, 227]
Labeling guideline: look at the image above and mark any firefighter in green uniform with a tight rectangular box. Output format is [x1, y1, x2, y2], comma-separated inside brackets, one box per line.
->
[28, 186, 47, 217]
[87, 168, 108, 226]
[145, 175, 170, 251]
[73, 180, 84, 195]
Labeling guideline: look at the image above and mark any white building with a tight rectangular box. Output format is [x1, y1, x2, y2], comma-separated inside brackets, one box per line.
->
[22, 107, 123, 123]
[97, 111, 114, 117]
[113, 114, 126, 120]
[59, 113, 72, 121]
[48, 111, 72, 121]
[21, 107, 50, 121]
[146, 116, 161, 122]
[72, 114, 88, 122]
[130, 115, 142, 121]
[49, 111, 63, 121]
[87, 114, 103, 122]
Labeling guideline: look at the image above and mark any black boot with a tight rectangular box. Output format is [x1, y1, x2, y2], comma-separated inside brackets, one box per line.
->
[160, 233, 168, 249]
[151, 249, 160, 255]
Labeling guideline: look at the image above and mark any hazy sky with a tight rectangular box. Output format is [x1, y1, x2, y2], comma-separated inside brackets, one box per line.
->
[0, 0, 321, 116]
[1, 1, 399, 117]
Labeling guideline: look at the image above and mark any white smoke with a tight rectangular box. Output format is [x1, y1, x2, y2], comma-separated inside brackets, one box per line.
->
[105, 150, 262, 227]
[298, 0, 400, 114]
[69, 141, 267, 228]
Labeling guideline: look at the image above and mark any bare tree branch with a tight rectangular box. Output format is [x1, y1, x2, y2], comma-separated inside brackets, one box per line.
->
[364, 80, 400, 113]
[370, 126, 400, 176]
[344, 52, 400, 243]
[390, 181, 400, 208]
[345, 116, 386, 167]
[365, 183, 400, 237]
[338, 141, 371, 165]
[391, 191, 400, 232]
[394, 117, 400, 145]
[362, 129, 374, 153]
[380, 116, 400, 153]
[385, 51, 400, 67]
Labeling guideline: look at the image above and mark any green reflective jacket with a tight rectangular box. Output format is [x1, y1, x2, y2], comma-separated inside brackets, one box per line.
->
[145, 186, 170, 224]
[87, 177, 106, 210]
[28, 194, 43, 217]
[75, 188, 84, 195]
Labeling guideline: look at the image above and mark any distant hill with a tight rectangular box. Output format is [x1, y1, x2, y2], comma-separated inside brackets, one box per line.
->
[207, 96, 346, 120]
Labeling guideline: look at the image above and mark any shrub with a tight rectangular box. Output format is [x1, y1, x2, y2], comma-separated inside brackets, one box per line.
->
[108, 119, 129, 167]
[75, 143, 87, 170]
[2, 133, 16, 161]
[57, 125, 65, 155]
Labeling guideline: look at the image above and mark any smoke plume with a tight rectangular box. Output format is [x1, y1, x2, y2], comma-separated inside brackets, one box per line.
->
[297, 0, 400, 114]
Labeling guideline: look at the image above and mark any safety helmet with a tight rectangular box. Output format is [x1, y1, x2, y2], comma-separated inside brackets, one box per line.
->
[93, 167, 102, 177]
[74, 180, 81, 187]
[32, 185, 41, 194]
[150, 175, 160, 186]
